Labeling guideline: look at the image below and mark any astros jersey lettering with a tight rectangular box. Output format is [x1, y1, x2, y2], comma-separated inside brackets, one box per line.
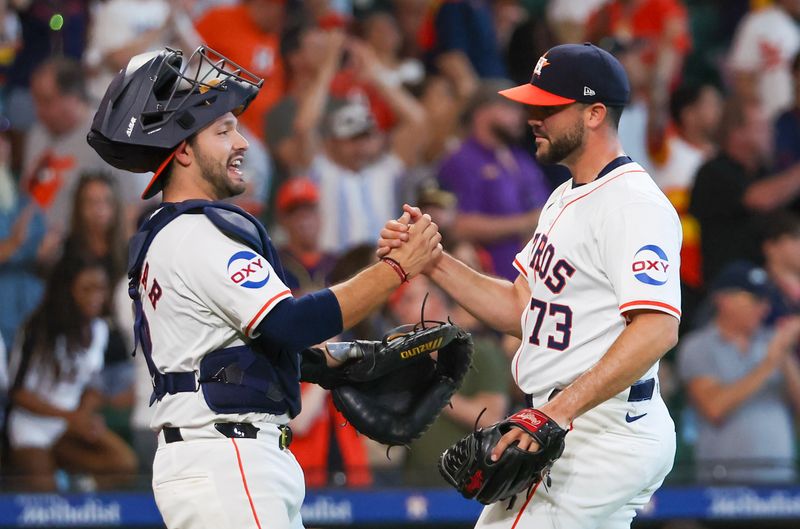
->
[511, 161, 681, 399]
[139, 213, 292, 431]
[474, 160, 680, 529]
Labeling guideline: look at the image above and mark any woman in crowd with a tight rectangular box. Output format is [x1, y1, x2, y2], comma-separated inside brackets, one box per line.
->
[5, 255, 136, 491]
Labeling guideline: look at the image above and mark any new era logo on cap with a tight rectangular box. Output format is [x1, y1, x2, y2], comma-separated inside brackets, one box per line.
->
[498, 43, 631, 107]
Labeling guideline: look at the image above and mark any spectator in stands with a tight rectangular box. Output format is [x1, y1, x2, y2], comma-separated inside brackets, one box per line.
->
[84, 0, 200, 101]
[653, 84, 722, 196]
[678, 261, 800, 484]
[6, 255, 137, 491]
[393, 0, 429, 60]
[294, 40, 427, 254]
[585, 0, 691, 93]
[425, 0, 506, 78]
[6, 0, 91, 174]
[438, 80, 550, 280]
[0, 134, 44, 352]
[266, 26, 346, 181]
[546, 0, 610, 44]
[417, 51, 479, 165]
[289, 381, 372, 488]
[616, 38, 658, 175]
[23, 58, 148, 262]
[504, 4, 557, 87]
[194, 0, 287, 140]
[62, 172, 127, 285]
[327, 243, 386, 342]
[0, 328, 7, 440]
[773, 52, 800, 175]
[275, 177, 337, 293]
[728, 0, 800, 122]
[359, 9, 424, 89]
[762, 211, 800, 324]
[61, 171, 137, 443]
[652, 83, 723, 327]
[399, 275, 509, 485]
[689, 99, 800, 284]
[416, 184, 458, 238]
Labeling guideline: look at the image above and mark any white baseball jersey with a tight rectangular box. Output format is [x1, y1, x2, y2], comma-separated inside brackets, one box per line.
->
[139, 213, 292, 431]
[511, 160, 681, 399]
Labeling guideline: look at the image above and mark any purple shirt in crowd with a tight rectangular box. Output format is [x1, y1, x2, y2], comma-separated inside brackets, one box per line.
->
[438, 137, 551, 280]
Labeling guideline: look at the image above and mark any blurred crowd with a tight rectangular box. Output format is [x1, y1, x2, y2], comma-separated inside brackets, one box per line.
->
[0, 0, 799, 496]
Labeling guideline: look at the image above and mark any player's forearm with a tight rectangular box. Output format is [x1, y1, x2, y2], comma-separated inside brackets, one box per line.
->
[452, 211, 539, 243]
[331, 262, 403, 330]
[542, 312, 678, 426]
[427, 253, 525, 337]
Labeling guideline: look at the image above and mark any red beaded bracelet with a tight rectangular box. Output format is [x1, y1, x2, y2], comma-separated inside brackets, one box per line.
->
[381, 257, 409, 283]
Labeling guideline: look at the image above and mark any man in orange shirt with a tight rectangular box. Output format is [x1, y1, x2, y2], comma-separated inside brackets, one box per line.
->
[194, 0, 287, 140]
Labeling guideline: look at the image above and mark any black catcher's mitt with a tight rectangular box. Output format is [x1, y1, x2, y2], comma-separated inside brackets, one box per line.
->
[438, 408, 567, 504]
[331, 321, 473, 446]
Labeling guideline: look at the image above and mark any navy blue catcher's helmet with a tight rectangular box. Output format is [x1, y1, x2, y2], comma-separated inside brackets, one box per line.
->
[87, 46, 263, 199]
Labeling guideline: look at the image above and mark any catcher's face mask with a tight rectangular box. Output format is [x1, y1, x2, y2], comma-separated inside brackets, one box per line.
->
[87, 46, 263, 198]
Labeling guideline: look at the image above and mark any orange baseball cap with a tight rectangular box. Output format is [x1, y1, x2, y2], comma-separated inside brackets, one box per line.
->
[276, 178, 319, 213]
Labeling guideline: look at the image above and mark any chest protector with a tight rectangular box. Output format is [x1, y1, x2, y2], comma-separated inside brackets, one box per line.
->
[127, 200, 301, 417]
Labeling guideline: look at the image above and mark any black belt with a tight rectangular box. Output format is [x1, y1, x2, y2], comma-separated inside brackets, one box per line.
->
[525, 378, 655, 408]
[162, 423, 293, 450]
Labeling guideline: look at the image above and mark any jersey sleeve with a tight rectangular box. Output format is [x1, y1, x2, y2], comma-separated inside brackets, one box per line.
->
[513, 237, 535, 279]
[177, 222, 292, 338]
[599, 201, 682, 320]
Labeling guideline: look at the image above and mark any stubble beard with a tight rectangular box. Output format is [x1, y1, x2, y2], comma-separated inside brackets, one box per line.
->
[196, 148, 246, 199]
[535, 119, 585, 165]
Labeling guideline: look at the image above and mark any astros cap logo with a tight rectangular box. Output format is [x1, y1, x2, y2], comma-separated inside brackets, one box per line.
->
[533, 54, 550, 78]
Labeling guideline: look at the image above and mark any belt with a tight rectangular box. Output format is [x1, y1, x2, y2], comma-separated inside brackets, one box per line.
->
[525, 377, 655, 408]
[162, 423, 293, 450]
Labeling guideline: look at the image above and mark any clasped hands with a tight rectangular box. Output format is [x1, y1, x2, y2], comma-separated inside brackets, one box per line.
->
[377, 204, 442, 279]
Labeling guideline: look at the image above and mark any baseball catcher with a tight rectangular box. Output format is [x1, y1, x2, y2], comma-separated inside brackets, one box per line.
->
[301, 320, 473, 446]
[438, 408, 567, 504]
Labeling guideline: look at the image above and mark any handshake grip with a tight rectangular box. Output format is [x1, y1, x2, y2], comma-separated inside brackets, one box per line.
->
[380, 212, 442, 279]
[438, 408, 567, 505]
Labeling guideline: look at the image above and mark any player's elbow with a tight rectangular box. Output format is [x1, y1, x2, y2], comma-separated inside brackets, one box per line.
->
[662, 318, 680, 351]
[632, 311, 679, 354]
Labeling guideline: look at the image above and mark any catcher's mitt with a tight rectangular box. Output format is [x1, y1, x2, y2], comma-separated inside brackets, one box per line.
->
[438, 408, 567, 505]
[331, 321, 473, 446]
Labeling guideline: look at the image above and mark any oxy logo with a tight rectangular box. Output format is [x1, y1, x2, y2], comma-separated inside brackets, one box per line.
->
[632, 245, 670, 286]
[227, 250, 270, 289]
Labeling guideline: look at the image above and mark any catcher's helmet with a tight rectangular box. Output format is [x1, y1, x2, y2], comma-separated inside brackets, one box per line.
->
[87, 46, 263, 199]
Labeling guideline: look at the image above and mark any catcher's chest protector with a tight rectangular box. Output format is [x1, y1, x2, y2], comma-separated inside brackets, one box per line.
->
[127, 200, 302, 416]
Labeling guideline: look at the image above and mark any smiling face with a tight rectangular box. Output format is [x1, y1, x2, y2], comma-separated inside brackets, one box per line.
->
[189, 112, 249, 199]
[527, 103, 587, 165]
